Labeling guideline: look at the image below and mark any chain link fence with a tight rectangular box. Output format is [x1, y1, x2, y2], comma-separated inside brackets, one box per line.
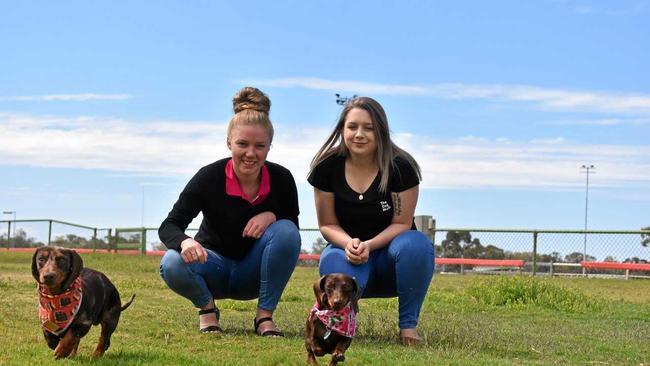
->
[430, 228, 650, 277]
[3, 219, 649, 278]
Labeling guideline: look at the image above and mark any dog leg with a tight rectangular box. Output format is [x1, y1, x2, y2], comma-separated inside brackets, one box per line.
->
[307, 350, 319, 365]
[329, 340, 350, 366]
[92, 321, 116, 357]
[69, 337, 80, 357]
[53, 331, 77, 359]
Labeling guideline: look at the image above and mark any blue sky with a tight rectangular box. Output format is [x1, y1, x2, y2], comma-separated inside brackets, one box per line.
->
[1, 1, 649, 254]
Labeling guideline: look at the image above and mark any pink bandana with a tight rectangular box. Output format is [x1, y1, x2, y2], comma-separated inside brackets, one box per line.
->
[309, 301, 357, 338]
[38, 277, 83, 335]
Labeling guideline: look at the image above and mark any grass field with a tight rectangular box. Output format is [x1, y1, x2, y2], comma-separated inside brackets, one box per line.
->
[1, 251, 649, 365]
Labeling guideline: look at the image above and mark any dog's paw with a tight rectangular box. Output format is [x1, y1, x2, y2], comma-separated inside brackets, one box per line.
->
[332, 351, 345, 362]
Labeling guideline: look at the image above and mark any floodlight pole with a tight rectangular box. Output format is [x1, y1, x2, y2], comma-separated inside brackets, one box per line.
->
[580, 165, 595, 275]
[335, 93, 358, 106]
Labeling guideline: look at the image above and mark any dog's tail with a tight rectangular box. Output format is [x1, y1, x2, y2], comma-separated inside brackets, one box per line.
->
[120, 294, 136, 312]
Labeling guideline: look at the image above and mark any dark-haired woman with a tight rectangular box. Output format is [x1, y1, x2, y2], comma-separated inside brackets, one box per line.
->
[308, 97, 434, 345]
[159, 87, 301, 337]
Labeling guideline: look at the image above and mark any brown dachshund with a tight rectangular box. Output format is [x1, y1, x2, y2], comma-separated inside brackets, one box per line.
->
[32, 246, 135, 359]
[305, 273, 359, 366]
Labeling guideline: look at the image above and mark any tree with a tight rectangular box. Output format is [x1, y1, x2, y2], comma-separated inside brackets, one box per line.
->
[51, 234, 109, 249]
[623, 257, 649, 264]
[642, 226, 650, 247]
[440, 231, 473, 258]
[564, 252, 596, 263]
[0, 229, 43, 248]
[311, 237, 327, 254]
[480, 244, 505, 259]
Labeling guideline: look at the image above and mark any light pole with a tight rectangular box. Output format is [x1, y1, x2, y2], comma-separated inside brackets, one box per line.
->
[141, 185, 145, 228]
[2, 210, 16, 247]
[580, 165, 595, 273]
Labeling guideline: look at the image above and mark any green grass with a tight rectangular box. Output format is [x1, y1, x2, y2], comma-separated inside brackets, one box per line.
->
[1, 251, 650, 365]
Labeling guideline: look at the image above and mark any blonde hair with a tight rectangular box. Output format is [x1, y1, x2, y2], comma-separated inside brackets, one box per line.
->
[227, 87, 274, 142]
[309, 97, 421, 193]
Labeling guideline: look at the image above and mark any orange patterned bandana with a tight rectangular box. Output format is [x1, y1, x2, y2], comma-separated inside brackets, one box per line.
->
[38, 277, 83, 335]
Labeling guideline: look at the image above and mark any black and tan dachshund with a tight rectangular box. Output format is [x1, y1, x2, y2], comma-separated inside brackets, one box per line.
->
[32, 246, 135, 358]
[306, 273, 359, 366]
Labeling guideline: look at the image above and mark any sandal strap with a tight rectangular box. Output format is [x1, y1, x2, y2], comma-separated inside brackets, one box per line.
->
[198, 307, 220, 320]
[254, 316, 274, 332]
[254, 316, 284, 337]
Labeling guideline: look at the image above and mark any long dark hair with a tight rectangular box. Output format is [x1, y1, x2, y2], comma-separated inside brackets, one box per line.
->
[309, 97, 421, 192]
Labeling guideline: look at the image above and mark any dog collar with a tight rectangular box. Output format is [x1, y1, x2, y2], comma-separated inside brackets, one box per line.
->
[310, 301, 357, 338]
[38, 277, 83, 336]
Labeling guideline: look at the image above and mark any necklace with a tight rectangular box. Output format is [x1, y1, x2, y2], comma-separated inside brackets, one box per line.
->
[358, 194, 363, 200]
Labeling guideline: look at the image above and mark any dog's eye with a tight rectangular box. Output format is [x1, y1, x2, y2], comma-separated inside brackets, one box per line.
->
[55, 257, 67, 265]
[38, 257, 46, 264]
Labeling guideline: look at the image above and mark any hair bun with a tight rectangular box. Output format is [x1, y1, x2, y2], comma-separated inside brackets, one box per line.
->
[233, 87, 271, 114]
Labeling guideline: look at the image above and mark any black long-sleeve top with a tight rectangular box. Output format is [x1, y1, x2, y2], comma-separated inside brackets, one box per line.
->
[159, 158, 300, 260]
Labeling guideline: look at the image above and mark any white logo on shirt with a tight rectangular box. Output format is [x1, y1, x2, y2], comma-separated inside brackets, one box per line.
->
[380, 201, 391, 212]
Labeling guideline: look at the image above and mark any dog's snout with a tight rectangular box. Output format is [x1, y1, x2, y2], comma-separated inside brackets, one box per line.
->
[43, 272, 56, 283]
[332, 296, 346, 309]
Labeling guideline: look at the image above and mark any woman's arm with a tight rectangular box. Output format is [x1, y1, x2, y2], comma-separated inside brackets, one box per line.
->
[313, 188, 355, 249]
[360, 185, 419, 253]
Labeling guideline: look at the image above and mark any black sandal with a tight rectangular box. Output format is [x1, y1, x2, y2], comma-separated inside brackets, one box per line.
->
[198, 307, 222, 333]
[254, 316, 284, 337]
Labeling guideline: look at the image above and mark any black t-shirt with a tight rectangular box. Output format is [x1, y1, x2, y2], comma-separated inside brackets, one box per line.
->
[308, 154, 419, 241]
[158, 158, 299, 260]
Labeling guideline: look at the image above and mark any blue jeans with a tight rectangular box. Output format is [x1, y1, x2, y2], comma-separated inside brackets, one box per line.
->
[160, 219, 301, 311]
[319, 230, 435, 329]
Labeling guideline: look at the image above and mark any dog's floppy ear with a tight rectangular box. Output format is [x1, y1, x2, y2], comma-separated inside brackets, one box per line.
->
[314, 275, 329, 308]
[350, 276, 360, 314]
[61, 249, 83, 290]
[31, 248, 43, 282]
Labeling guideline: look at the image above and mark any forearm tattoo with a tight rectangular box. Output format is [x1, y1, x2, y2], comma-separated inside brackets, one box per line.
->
[392, 192, 402, 216]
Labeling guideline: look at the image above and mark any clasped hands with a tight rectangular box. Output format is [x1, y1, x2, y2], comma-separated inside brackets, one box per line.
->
[345, 238, 369, 265]
[180, 211, 276, 264]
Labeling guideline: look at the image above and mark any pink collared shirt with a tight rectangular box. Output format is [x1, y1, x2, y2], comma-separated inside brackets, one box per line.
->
[225, 159, 270, 205]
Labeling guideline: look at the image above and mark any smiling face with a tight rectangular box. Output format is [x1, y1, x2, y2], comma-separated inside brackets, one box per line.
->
[227, 124, 271, 181]
[342, 108, 377, 158]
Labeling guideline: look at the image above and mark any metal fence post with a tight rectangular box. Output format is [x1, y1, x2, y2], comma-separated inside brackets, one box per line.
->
[532, 231, 538, 277]
[7, 221, 11, 248]
[108, 228, 113, 252]
[92, 228, 97, 252]
[141, 228, 146, 255]
[47, 220, 52, 246]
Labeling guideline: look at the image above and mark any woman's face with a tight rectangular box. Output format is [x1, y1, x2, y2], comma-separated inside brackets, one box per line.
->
[227, 124, 271, 181]
[342, 108, 377, 158]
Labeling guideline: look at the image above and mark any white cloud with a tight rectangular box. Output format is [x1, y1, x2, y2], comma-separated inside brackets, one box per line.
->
[248, 77, 650, 115]
[1, 112, 649, 191]
[0, 93, 132, 102]
[539, 118, 650, 126]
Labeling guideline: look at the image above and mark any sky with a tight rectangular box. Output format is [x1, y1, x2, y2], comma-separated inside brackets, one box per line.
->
[1, 1, 649, 256]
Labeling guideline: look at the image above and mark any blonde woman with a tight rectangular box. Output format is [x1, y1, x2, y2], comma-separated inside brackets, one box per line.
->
[308, 97, 434, 345]
[159, 87, 300, 337]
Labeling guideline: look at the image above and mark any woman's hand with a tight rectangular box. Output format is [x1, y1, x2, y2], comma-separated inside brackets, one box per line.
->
[345, 238, 369, 265]
[243, 211, 277, 239]
[180, 238, 208, 264]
